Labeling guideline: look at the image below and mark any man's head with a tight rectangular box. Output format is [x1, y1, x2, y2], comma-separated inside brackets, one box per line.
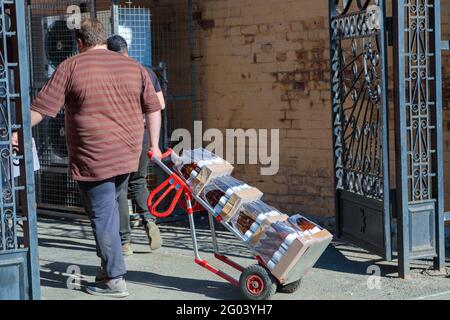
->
[75, 18, 106, 53]
[107, 35, 129, 56]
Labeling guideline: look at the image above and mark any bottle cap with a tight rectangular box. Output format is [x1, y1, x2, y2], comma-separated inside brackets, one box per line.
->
[254, 214, 264, 225]
[219, 197, 228, 207]
[225, 188, 235, 198]
[244, 230, 253, 240]
[284, 233, 297, 246]
[190, 171, 198, 179]
[272, 249, 286, 263]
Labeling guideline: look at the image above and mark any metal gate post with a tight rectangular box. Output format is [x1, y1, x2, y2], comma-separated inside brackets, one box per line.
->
[0, 0, 40, 299]
[393, 0, 445, 278]
[15, 0, 40, 299]
[431, 0, 445, 274]
[393, 0, 410, 280]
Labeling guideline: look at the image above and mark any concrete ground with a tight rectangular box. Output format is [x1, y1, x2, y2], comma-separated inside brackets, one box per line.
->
[37, 215, 450, 300]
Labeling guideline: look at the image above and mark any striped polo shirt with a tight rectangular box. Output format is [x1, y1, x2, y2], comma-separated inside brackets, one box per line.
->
[31, 48, 161, 182]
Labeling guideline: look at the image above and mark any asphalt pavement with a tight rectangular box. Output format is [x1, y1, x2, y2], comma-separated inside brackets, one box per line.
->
[37, 216, 450, 300]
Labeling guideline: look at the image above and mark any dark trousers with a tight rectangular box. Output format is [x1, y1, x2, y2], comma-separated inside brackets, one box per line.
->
[118, 134, 155, 245]
[78, 174, 129, 279]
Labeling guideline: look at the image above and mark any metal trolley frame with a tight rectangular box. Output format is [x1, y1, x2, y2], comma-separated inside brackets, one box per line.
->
[147, 149, 303, 300]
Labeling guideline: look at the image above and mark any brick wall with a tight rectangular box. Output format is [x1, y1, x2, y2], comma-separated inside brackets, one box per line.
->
[199, 0, 450, 217]
[441, 0, 450, 212]
[200, 0, 334, 216]
[28, 0, 450, 217]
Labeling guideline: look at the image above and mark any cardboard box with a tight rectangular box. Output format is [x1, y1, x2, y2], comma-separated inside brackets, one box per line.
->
[248, 215, 332, 284]
[189, 162, 234, 195]
[270, 229, 333, 284]
[218, 187, 264, 222]
[228, 187, 263, 205]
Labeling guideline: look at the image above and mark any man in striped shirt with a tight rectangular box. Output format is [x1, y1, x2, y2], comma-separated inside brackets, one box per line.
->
[28, 18, 162, 297]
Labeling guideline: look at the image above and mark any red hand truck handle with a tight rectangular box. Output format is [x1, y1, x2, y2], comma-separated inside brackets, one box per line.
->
[147, 173, 185, 218]
[148, 148, 173, 160]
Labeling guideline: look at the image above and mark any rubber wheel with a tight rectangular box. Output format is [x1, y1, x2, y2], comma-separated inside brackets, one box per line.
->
[239, 264, 277, 300]
[277, 279, 302, 294]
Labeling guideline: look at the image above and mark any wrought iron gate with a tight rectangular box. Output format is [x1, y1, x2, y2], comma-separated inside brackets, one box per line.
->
[329, 0, 392, 259]
[330, 0, 447, 277]
[393, 0, 446, 278]
[0, 0, 40, 299]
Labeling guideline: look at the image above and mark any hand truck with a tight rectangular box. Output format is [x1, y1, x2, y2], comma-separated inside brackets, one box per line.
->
[147, 149, 303, 300]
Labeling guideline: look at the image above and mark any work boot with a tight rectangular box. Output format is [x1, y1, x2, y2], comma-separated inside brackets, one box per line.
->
[145, 219, 162, 250]
[86, 277, 129, 298]
[122, 243, 134, 256]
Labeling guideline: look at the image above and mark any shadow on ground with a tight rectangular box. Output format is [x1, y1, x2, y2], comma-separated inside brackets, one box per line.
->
[314, 240, 450, 278]
[40, 261, 241, 300]
[38, 215, 450, 301]
[314, 243, 396, 277]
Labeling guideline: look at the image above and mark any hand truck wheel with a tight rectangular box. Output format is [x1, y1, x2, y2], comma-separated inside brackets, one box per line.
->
[277, 278, 302, 294]
[239, 264, 277, 300]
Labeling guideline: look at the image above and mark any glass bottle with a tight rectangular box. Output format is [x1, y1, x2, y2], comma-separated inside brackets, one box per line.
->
[180, 162, 201, 180]
[293, 217, 316, 232]
[235, 211, 256, 235]
[171, 153, 201, 180]
[205, 189, 226, 207]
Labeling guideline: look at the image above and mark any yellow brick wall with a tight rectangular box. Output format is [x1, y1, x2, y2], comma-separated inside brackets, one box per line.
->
[200, 0, 334, 216]
[199, 0, 450, 217]
[442, 0, 450, 213]
[28, 0, 450, 217]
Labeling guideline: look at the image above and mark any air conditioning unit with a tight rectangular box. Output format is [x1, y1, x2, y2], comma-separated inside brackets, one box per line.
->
[34, 13, 89, 167]
[30, 15, 77, 167]
[42, 16, 77, 79]
[29, 15, 79, 89]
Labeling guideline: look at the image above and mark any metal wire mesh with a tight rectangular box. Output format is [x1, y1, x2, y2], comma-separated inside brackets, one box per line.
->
[27, 0, 202, 215]
[150, 0, 203, 136]
[118, 6, 152, 67]
[29, 1, 93, 213]
[146, 0, 204, 220]
[112, 5, 156, 198]
[28, 1, 92, 90]
[96, 9, 112, 36]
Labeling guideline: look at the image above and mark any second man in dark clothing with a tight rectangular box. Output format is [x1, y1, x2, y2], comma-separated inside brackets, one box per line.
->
[107, 35, 165, 256]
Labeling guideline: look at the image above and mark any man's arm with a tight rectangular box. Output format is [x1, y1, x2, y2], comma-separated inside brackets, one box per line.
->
[146, 67, 166, 110]
[145, 110, 162, 159]
[31, 110, 45, 127]
[13, 109, 46, 146]
[13, 60, 68, 149]
[141, 66, 163, 159]
[157, 91, 166, 110]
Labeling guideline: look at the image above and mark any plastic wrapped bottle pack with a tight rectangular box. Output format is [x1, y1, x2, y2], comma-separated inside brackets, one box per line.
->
[200, 176, 251, 217]
[172, 149, 229, 179]
[287, 214, 322, 237]
[171, 148, 234, 195]
[252, 221, 299, 269]
[229, 200, 282, 239]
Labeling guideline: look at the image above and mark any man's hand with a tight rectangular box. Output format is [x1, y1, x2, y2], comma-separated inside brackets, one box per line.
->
[150, 146, 162, 160]
[12, 132, 20, 155]
[12, 131, 18, 147]
[145, 111, 162, 160]
[11, 111, 44, 152]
